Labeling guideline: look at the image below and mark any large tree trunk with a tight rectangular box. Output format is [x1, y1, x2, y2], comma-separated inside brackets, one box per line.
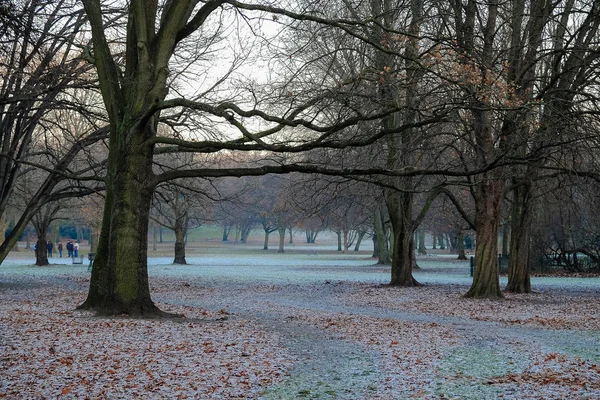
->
[465, 179, 504, 298]
[79, 133, 164, 316]
[35, 238, 49, 266]
[387, 190, 419, 286]
[505, 180, 533, 293]
[32, 217, 51, 266]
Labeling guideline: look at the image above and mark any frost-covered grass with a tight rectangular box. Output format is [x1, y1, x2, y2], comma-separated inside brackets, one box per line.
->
[3, 245, 600, 399]
[4, 247, 600, 291]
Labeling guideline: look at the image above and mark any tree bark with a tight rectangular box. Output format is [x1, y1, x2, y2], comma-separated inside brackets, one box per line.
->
[35, 237, 49, 266]
[343, 229, 349, 253]
[222, 225, 231, 241]
[278, 226, 286, 253]
[374, 207, 391, 264]
[465, 179, 504, 298]
[263, 230, 270, 250]
[173, 217, 188, 265]
[79, 127, 165, 316]
[354, 231, 365, 251]
[456, 232, 467, 260]
[501, 223, 510, 257]
[505, 180, 533, 293]
[387, 190, 419, 286]
[418, 229, 427, 255]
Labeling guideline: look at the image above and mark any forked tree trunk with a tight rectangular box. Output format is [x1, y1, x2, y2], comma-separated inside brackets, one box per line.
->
[343, 229, 349, 253]
[505, 181, 533, 293]
[465, 179, 504, 298]
[222, 225, 231, 241]
[387, 190, 419, 286]
[173, 218, 187, 265]
[354, 231, 365, 251]
[240, 226, 251, 243]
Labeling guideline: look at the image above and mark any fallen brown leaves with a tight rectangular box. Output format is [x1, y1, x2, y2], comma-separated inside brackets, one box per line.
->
[0, 281, 291, 399]
[3, 273, 600, 399]
[340, 283, 600, 330]
[488, 352, 600, 391]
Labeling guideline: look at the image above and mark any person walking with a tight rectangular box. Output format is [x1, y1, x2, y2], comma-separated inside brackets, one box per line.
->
[73, 241, 79, 258]
[66, 241, 73, 257]
[57, 242, 63, 258]
[47, 241, 53, 258]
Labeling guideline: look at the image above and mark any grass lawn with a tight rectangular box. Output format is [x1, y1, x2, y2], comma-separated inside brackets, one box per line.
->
[2, 240, 600, 399]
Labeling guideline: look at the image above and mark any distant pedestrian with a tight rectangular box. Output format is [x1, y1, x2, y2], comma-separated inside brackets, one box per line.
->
[33, 243, 38, 255]
[73, 241, 79, 258]
[66, 241, 73, 257]
[47, 241, 53, 257]
[57, 242, 63, 258]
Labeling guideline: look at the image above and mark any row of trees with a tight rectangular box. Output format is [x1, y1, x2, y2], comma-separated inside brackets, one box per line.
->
[1, 0, 600, 315]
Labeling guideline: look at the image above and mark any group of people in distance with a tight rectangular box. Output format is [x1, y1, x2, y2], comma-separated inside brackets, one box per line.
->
[34, 240, 79, 258]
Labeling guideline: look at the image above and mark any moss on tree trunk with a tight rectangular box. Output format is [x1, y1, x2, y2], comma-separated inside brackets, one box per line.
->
[79, 136, 169, 317]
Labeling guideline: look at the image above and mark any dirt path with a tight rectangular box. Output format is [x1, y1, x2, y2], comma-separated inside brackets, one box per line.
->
[159, 280, 600, 399]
